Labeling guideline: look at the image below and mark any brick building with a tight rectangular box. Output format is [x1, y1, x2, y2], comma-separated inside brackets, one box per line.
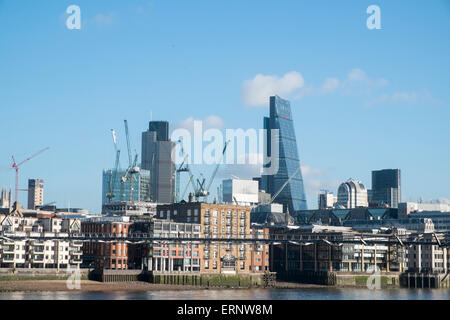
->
[81, 216, 131, 270]
[156, 200, 265, 274]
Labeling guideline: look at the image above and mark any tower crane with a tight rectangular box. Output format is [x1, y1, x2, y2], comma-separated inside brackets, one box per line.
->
[106, 129, 121, 203]
[265, 164, 302, 226]
[174, 139, 190, 202]
[11, 147, 50, 204]
[269, 164, 302, 205]
[194, 140, 230, 202]
[121, 120, 140, 202]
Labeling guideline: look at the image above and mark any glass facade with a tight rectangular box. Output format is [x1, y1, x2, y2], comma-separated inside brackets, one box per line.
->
[102, 169, 151, 205]
[370, 169, 401, 208]
[262, 96, 307, 212]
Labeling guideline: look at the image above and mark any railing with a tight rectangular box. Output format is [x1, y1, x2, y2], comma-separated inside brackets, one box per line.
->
[31, 257, 44, 262]
[1, 231, 448, 246]
[70, 258, 82, 264]
[2, 257, 15, 262]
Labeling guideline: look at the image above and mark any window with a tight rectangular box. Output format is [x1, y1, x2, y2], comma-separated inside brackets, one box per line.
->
[187, 209, 191, 216]
[194, 209, 198, 216]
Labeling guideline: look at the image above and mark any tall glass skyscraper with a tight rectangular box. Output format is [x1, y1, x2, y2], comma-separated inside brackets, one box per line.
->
[370, 169, 401, 208]
[262, 95, 307, 212]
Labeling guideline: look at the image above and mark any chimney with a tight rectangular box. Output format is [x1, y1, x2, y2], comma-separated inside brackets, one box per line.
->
[188, 192, 194, 203]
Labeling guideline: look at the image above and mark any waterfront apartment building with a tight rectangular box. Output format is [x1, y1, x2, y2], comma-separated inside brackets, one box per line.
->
[407, 220, 448, 273]
[81, 216, 132, 270]
[370, 169, 401, 208]
[156, 201, 265, 274]
[336, 179, 369, 209]
[129, 218, 202, 272]
[0, 214, 82, 269]
[27, 179, 44, 210]
[261, 95, 308, 212]
[141, 120, 175, 204]
[270, 225, 408, 273]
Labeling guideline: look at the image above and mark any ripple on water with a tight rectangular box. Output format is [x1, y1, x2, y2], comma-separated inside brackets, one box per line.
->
[1, 288, 449, 300]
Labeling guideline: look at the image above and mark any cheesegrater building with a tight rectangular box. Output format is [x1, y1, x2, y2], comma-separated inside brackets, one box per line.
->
[261, 95, 308, 213]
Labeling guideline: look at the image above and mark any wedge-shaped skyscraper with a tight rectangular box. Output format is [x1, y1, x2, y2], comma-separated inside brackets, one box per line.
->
[261, 95, 307, 212]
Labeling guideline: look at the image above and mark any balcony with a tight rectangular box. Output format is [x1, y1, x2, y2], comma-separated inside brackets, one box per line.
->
[70, 258, 82, 264]
[70, 249, 82, 255]
[2, 256, 15, 262]
[2, 247, 15, 254]
[31, 256, 44, 262]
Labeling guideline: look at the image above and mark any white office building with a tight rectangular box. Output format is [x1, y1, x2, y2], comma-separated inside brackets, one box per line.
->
[336, 179, 369, 209]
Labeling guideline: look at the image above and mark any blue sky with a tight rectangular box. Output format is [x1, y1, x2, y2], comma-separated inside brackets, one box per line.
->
[0, 0, 449, 213]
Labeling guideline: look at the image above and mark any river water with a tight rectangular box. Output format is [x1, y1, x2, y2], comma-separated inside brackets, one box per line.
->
[0, 288, 449, 300]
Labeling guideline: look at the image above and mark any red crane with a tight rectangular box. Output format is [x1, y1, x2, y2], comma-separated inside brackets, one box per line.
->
[11, 147, 50, 204]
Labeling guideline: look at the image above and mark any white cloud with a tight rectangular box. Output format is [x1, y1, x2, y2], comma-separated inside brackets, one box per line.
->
[241, 71, 305, 107]
[341, 68, 388, 93]
[365, 89, 439, 107]
[295, 69, 388, 99]
[321, 78, 340, 92]
[173, 115, 226, 133]
[301, 165, 324, 177]
[392, 92, 418, 103]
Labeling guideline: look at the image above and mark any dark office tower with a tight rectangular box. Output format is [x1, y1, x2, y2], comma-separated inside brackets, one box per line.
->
[148, 121, 169, 141]
[141, 121, 175, 203]
[261, 96, 308, 212]
[371, 169, 401, 208]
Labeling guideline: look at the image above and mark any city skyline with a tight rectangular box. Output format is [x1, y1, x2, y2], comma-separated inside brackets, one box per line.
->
[1, 1, 449, 213]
